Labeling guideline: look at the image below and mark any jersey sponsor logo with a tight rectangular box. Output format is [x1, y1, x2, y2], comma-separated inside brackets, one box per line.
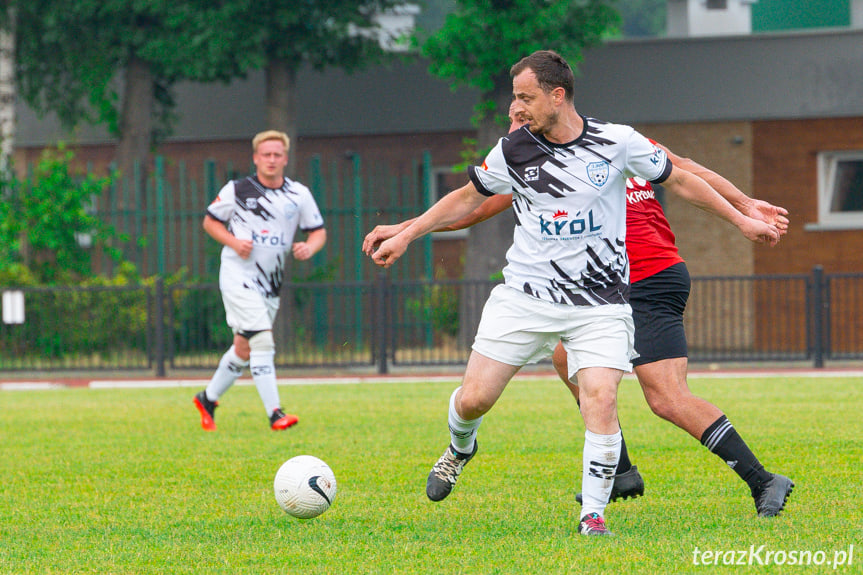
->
[524, 166, 540, 182]
[627, 188, 656, 204]
[626, 177, 655, 204]
[539, 209, 601, 238]
[587, 161, 609, 187]
[650, 146, 663, 165]
[251, 230, 289, 247]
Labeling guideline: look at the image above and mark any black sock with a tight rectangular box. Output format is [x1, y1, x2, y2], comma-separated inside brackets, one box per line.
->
[576, 397, 633, 474]
[701, 415, 772, 493]
[617, 430, 633, 474]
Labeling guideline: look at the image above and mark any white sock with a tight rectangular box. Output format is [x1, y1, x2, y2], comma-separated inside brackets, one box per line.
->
[250, 350, 280, 416]
[205, 346, 248, 401]
[579, 428, 622, 519]
[448, 387, 482, 454]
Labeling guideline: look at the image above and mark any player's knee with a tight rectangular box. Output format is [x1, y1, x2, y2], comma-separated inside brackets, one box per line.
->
[248, 330, 275, 353]
[579, 384, 616, 416]
[233, 335, 251, 360]
[456, 388, 493, 420]
[644, 391, 680, 422]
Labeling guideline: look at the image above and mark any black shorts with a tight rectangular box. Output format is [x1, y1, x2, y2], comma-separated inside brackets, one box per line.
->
[630, 262, 690, 366]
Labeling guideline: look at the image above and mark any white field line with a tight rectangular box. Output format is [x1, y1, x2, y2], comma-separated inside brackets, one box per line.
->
[2, 369, 862, 391]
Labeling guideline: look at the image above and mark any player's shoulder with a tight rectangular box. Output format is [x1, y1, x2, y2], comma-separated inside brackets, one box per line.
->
[582, 116, 654, 154]
[500, 126, 545, 162]
[283, 177, 313, 196]
[583, 116, 637, 139]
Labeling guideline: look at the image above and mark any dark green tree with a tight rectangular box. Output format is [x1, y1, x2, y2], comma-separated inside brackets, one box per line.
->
[14, 0, 257, 189]
[11, 0, 401, 181]
[0, 145, 120, 283]
[229, 0, 402, 175]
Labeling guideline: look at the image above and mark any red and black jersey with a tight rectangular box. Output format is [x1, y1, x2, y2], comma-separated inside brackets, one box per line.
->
[625, 176, 684, 283]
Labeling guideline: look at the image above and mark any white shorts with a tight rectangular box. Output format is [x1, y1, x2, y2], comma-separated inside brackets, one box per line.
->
[222, 288, 280, 334]
[472, 285, 636, 376]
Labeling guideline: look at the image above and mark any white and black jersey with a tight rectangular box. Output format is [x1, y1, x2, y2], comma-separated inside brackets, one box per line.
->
[206, 176, 324, 298]
[468, 116, 671, 307]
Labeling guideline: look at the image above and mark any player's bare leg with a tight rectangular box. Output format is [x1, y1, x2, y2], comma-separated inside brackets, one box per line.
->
[552, 344, 644, 504]
[575, 366, 623, 536]
[426, 352, 519, 501]
[635, 357, 721, 437]
[636, 357, 793, 517]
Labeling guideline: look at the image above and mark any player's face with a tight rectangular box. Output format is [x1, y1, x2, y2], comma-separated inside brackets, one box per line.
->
[508, 101, 529, 133]
[253, 139, 289, 183]
[512, 69, 558, 136]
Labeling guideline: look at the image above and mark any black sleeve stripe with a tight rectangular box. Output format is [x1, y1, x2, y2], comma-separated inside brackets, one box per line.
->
[650, 157, 673, 185]
[467, 166, 496, 197]
[205, 209, 228, 223]
[300, 224, 325, 233]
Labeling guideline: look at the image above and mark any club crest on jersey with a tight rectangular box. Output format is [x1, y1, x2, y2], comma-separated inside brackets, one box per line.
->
[587, 162, 609, 187]
[246, 197, 259, 210]
[524, 166, 540, 182]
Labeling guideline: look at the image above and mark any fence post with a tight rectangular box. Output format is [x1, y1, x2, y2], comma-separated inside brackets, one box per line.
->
[811, 265, 825, 368]
[421, 151, 433, 282]
[351, 154, 364, 346]
[154, 277, 166, 377]
[155, 156, 166, 276]
[375, 271, 389, 374]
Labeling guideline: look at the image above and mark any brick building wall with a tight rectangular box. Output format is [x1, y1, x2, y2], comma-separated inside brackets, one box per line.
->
[754, 117, 863, 275]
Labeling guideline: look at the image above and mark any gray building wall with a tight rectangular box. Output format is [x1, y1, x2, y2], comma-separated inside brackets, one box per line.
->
[16, 28, 863, 148]
[16, 59, 479, 147]
[571, 28, 863, 124]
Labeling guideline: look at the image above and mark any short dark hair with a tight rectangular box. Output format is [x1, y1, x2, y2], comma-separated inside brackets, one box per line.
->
[510, 50, 574, 103]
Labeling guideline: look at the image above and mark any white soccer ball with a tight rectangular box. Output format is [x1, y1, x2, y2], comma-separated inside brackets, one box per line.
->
[273, 455, 337, 519]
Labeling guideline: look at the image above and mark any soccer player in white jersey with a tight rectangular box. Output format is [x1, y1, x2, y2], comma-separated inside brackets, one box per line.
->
[370, 51, 779, 536]
[193, 130, 326, 431]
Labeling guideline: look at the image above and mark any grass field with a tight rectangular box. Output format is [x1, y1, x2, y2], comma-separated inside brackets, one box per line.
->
[2, 374, 861, 574]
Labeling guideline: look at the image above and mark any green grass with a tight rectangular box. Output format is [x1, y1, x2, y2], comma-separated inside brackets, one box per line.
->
[2, 375, 861, 574]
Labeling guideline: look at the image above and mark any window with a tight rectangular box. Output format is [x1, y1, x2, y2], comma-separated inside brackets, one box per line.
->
[430, 166, 469, 239]
[706, 0, 728, 9]
[814, 151, 863, 229]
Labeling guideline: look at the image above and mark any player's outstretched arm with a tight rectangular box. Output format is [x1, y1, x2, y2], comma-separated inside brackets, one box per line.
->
[662, 165, 781, 246]
[363, 219, 415, 256]
[363, 194, 512, 257]
[372, 182, 488, 268]
[659, 144, 790, 237]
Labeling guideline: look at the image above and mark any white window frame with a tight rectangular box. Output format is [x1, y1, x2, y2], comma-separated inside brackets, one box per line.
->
[809, 150, 863, 231]
[430, 166, 469, 239]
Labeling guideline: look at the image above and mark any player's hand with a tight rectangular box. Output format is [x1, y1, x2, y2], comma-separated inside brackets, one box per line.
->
[293, 242, 313, 261]
[372, 235, 409, 268]
[232, 239, 253, 259]
[362, 224, 401, 256]
[740, 218, 781, 247]
[744, 199, 790, 237]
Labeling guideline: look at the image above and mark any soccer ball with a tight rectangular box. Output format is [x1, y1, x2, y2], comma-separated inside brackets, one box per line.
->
[273, 455, 337, 519]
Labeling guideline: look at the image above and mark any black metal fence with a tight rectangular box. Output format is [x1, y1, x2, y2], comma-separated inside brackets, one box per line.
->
[1, 267, 860, 374]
